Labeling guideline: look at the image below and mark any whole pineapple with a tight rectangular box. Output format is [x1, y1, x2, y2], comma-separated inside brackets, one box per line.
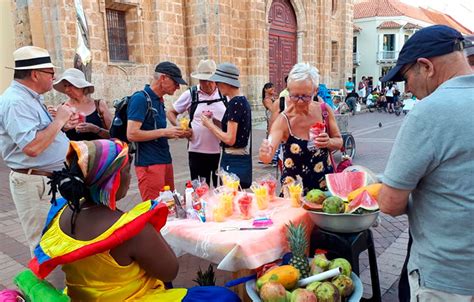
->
[286, 222, 311, 278]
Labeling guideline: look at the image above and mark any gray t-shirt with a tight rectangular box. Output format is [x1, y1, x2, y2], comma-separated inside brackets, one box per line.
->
[383, 74, 474, 295]
[0, 81, 69, 172]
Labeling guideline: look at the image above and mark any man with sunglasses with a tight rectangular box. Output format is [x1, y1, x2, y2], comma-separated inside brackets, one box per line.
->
[0, 46, 75, 254]
[378, 25, 474, 301]
[127, 61, 191, 200]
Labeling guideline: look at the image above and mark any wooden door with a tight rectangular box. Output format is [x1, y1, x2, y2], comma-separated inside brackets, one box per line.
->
[269, 0, 297, 94]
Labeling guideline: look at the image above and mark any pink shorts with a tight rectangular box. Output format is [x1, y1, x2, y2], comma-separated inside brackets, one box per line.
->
[135, 163, 174, 201]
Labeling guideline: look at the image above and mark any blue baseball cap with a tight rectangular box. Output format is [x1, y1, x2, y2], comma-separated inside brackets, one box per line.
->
[382, 25, 467, 82]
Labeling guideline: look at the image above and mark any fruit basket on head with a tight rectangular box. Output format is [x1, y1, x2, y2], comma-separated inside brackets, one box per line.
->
[304, 171, 381, 233]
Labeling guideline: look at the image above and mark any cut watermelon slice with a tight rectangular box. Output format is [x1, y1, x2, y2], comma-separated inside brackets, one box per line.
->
[347, 190, 379, 213]
[325, 171, 368, 200]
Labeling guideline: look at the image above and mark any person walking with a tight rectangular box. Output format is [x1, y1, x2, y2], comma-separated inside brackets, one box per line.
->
[378, 25, 474, 302]
[0, 46, 74, 254]
[167, 59, 227, 187]
[127, 61, 190, 200]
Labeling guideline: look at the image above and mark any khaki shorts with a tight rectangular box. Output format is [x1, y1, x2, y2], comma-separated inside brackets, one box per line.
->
[409, 270, 473, 302]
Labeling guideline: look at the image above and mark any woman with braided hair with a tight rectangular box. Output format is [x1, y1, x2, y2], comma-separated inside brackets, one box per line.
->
[29, 139, 240, 302]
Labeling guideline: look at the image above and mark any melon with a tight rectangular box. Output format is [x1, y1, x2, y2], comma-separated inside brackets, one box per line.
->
[346, 190, 379, 213]
[325, 171, 368, 200]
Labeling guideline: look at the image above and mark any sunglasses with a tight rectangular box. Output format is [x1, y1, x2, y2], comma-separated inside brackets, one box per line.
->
[36, 70, 55, 78]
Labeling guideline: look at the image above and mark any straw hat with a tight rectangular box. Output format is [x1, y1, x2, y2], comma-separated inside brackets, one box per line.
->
[209, 62, 240, 88]
[53, 68, 94, 94]
[8, 46, 56, 70]
[191, 59, 217, 80]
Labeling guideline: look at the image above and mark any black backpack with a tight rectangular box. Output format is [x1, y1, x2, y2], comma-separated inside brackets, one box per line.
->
[110, 90, 152, 147]
[188, 86, 228, 127]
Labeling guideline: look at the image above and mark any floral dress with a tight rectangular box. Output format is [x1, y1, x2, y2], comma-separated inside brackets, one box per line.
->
[280, 113, 334, 193]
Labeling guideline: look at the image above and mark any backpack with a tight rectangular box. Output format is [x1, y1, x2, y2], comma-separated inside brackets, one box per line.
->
[188, 86, 228, 127]
[110, 90, 152, 147]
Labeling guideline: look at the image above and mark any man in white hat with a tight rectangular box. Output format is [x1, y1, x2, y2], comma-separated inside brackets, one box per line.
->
[167, 59, 227, 187]
[0, 46, 75, 254]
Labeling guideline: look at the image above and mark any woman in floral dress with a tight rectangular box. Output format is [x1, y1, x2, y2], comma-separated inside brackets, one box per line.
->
[258, 63, 342, 193]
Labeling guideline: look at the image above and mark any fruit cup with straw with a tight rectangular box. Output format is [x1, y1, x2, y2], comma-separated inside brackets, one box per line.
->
[178, 116, 190, 130]
[219, 191, 234, 217]
[307, 122, 325, 151]
[251, 183, 269, 210]
[286, 182, 303, 207]
[238, 193, 253, 220]
[259, 175, 277, 201]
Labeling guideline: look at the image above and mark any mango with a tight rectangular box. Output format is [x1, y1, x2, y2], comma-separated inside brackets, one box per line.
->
[256, 265, 300, 290]
[347, 183, 382, 201]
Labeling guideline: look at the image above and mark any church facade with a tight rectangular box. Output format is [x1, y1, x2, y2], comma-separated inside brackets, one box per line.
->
[10, 0, 354, 107]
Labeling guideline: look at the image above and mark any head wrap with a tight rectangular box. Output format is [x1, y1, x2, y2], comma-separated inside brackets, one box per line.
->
[66, 139, 129, 210]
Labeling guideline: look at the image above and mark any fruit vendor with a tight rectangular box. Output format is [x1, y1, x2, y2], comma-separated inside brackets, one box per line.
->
[258, 63, 342, 193]
[30, 139, 240, 301]
[378, 25, 474, 301]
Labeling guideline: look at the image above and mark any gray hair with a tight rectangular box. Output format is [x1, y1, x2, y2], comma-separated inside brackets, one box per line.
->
[287, 62, 320, 89]
[153, 72, 163, 80]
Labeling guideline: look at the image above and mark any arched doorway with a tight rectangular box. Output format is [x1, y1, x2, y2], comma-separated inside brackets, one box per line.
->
[269, 0, 297, 94]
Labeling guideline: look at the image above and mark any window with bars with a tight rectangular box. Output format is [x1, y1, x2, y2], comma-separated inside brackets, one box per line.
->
[106, 9, 129, 61]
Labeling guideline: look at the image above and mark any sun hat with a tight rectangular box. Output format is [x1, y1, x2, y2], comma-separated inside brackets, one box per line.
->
[209, 62, 240, 88]
[53, 68, 94, 94]
[155, 61, 188, 85]
[382, 25, 466, 82]
[8, 46, 56, 70]
[465, 35, 474, 57]
[191, 59, 217, 80]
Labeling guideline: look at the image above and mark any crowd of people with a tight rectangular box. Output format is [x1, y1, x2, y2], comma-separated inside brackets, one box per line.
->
[0, 24, 473, 302]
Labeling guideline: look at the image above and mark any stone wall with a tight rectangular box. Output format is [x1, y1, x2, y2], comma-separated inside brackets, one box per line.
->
[10, 0, 353, 108]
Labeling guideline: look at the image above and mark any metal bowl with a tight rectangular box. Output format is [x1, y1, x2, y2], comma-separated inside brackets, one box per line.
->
[307, 210, 379, 233]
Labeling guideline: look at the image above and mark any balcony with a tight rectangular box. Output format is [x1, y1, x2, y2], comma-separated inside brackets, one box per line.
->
[353, 52, 360, 66]
[377, 51, 399, 63]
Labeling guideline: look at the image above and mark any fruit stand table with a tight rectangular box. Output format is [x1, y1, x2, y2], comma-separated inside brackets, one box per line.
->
[161, 194, 313, 301]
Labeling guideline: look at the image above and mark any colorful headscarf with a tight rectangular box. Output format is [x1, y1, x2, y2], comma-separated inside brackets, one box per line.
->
[67, 139, 129, 210]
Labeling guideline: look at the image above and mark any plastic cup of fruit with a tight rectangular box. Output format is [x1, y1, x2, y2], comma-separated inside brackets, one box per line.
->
[261, 180, 277, 201]
[290, 192, 302, 207]
[238, 195, 253, 219]
[179, 117, 190, 130]
[219, 192, 234, 217]
[212, 205, 226, 222]
[202, 110, 213, 118]
[255, 192, 269, 210]
[78, 112, 86, 123]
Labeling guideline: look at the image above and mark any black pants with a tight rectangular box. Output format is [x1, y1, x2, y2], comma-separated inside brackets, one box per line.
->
[188, 152, 220, 187]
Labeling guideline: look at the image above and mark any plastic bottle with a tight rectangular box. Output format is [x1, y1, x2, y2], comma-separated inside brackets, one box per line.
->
[160, 186, 175, 215]
[184, 181, 194, 211]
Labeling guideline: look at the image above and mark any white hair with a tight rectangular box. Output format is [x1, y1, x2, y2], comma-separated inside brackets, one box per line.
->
[287, 62, 320, 89]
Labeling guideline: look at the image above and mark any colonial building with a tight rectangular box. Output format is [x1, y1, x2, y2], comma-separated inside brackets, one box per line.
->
[4, 0, 354, 109]
[353, 0, 472, 89]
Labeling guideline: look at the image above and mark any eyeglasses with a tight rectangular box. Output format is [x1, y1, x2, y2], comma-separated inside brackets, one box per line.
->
[400, 63, 416, 83]
[288, 94, 313, 102]
[36, 70, 55, 77]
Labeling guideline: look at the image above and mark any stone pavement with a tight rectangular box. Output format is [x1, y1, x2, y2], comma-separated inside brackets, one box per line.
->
[0, 125, 409, 301]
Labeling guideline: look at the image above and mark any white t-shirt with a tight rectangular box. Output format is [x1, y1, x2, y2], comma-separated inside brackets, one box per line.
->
[385, 87, 395, 97]
[173, 85, 227, 154]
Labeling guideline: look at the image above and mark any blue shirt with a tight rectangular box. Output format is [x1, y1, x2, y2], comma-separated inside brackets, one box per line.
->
[0, 81, 69, 172]
[383, 74, 474, 295]
[127, 85, 171, 166]
[221, 96, 251, 149]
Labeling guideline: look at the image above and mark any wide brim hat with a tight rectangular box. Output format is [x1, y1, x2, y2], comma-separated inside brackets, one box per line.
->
[53, 68, 94, 94]
[209, 62, 240, 88]
[191, 59, 217, 80]
[8, 46, 56, 70]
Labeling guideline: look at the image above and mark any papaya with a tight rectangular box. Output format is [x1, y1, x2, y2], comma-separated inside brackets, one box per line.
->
[347, 183, 382, 201]
[256, 265, 300, 290]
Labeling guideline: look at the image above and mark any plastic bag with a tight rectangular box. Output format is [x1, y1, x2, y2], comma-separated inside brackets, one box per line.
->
[355, 103, 361, 112]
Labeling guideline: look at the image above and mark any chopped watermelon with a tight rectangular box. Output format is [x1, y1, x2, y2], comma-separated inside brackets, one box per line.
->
[346, 190, 379, 213]
[325, 171, 368, 200]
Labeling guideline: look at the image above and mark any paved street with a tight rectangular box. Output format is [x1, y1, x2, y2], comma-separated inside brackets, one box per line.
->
[0, 111, 408, 301]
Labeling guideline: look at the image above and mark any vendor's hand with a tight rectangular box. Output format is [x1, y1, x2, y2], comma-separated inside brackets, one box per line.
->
[315, 132, 330, 149]
[201, 115, 212, 128]
[259, 139, 273, 164]
[76, 122, 100, 134]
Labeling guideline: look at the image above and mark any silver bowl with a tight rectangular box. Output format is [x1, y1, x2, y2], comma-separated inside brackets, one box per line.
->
[307, 210, 379, 233]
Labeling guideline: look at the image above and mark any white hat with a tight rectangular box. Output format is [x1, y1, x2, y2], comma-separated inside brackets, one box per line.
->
[191, 59, 217, 80]
[9, 46, 56, 70]
[53, 68, 94, 94]
[209, 62, 240, 88]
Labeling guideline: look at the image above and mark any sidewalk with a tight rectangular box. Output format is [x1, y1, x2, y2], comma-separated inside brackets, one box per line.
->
[0, 126, 408, 301]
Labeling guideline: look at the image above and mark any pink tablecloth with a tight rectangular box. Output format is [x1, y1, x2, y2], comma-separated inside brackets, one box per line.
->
[161, 194, 313, 272]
